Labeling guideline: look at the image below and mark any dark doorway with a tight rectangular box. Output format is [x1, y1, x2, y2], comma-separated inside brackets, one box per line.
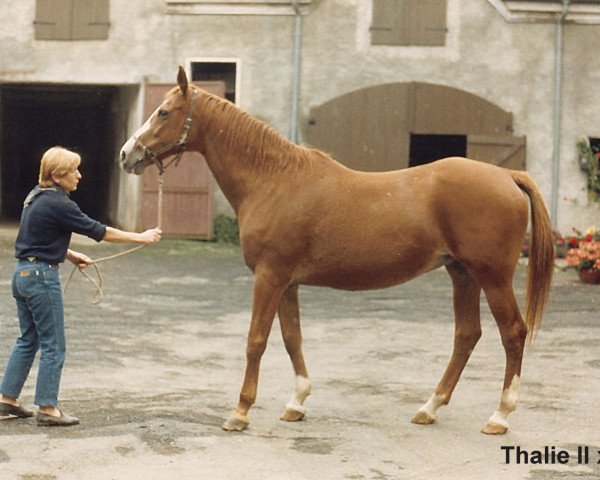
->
[0, 84, 118, 222]
[409, 134, 467, 167]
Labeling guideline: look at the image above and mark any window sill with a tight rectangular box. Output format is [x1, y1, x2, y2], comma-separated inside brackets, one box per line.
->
[165, 0, 313, 16]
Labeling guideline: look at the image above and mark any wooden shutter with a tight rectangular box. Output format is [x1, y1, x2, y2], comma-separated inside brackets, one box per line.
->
[371, 0, 447, 46]
[72, 0, 110, 40]
[35, 0, 73, 40]
[371, 0, 403, 45]
[34, 0, 109, 40]
[410, 0, 447, 46]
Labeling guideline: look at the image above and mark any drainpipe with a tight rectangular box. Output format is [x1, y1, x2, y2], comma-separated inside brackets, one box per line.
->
[550, 0, 570, 228]
[289, 0, 302, 143]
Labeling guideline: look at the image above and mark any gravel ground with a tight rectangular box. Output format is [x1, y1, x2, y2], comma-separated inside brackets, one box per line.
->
[0, 230, 599, 480]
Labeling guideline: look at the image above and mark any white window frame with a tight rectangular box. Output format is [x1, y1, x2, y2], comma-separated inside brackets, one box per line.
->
[186, 57, 242, 105]
[487, 0, 600, 24]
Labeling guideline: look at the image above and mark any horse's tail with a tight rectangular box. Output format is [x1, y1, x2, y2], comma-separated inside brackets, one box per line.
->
[510, 171, 554, 345]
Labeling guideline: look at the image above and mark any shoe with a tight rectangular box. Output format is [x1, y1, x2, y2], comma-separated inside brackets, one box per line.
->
[0, 402, 34, 418]
[36, 410, 80, 427]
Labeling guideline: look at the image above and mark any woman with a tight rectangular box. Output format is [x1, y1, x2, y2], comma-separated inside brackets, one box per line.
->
[0, 146, 161, 426]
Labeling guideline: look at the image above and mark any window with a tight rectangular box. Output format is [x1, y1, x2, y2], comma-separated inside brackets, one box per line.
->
[371, 0, 447, 47]
[190, 61, 238, 103]
[34, 0, 110, 41]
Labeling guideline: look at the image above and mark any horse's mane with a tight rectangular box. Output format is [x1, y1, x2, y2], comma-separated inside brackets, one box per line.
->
[192, 86, 326, 174]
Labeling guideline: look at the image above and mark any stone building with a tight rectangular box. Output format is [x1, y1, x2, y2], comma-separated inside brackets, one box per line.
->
[0, 0, 598, 236]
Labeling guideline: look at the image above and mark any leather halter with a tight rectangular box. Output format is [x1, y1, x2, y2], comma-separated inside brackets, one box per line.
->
[134, 89, 197, 174]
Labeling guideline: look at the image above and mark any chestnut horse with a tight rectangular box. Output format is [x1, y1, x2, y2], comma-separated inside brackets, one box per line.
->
[120, 67, 553, 435]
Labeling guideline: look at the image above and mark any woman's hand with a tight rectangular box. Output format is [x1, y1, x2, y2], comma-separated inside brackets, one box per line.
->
[66, 249, 94, 268]
[138, 227, 162, 244]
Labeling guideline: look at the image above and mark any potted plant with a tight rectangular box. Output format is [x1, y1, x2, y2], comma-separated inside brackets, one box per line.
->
[565, 227, 600, 284]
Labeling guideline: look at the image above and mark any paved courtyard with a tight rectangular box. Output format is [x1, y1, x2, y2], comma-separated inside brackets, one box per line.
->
[0, 231, 599, 480]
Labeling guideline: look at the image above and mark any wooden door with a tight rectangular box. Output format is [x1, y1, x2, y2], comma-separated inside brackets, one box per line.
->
[141, 81, 225, 238]
[467, 135, 526, 170]
[307, 82, 526, 172]
[307, 83, 411, 172]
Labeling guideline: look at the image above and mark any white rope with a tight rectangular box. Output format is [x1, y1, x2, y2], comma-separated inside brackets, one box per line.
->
[64, 174, 164, 304]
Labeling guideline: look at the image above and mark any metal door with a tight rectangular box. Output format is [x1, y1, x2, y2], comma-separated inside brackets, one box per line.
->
[141, 81, 225, 238]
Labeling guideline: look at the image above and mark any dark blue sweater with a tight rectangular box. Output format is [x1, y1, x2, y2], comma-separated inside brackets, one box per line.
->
[14, 186, 107, 264]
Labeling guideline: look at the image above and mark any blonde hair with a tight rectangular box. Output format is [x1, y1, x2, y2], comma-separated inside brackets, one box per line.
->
[38, 147, 81, 188]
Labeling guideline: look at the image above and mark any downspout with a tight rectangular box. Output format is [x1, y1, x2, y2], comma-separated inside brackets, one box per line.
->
[550, 0, 570, 228]
[289, 0, 302, 143]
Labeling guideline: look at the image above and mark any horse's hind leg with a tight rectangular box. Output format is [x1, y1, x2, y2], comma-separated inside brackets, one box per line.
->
[480, 283, 527, 435]
[412, 262, 482, 425]
[278, 285, 311, 422]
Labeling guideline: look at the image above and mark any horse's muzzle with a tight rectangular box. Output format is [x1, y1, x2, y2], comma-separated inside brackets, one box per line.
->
[120, 139, 147, 175]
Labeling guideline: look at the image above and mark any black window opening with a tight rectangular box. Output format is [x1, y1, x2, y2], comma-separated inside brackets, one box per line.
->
[409, 134, 467, 167]
[191, 62, 237, 103]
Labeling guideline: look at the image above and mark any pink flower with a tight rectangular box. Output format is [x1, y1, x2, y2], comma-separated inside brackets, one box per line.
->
[566, 240, 600, 271]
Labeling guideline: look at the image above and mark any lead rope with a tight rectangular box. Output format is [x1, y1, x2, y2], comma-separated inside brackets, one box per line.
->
[64, 174, 164, 304]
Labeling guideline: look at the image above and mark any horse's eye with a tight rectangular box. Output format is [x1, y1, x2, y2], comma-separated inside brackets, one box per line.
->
[158, 109, 170, 119]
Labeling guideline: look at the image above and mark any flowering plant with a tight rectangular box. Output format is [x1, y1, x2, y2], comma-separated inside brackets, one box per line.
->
[576, 138, 600, 201]
[565, 227, 600, 272]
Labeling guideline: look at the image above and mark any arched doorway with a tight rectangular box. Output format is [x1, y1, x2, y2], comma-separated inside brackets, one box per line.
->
[306, 82, 525, 172]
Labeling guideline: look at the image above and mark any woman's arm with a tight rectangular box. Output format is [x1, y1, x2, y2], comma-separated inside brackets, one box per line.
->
[102, 226, 162, 244]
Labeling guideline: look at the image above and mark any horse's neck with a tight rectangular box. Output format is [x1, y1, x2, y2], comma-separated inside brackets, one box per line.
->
[194, 97, 303, 213]
[203, 148, 255, 214]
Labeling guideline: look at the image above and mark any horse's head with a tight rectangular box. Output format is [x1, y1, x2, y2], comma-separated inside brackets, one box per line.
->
[120, 66, 195, 175]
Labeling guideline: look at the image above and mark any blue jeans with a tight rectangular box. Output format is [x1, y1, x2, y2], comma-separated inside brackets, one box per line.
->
[0, 260, 65, 407]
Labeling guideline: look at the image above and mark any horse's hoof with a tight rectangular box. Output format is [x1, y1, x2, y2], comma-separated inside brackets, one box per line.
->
[222, 413, 249, 432]
[280, 407, 305, 422]
[411, 410, 436, 425]
[481, 421, 509, 435]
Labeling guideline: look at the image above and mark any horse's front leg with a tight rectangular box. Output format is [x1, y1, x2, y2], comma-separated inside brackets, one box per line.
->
[222, 271, 287, 432]
[278, 285, 311, 422]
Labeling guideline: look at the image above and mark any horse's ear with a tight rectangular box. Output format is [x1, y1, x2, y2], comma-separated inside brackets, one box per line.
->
[177, 66, 188, 96]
